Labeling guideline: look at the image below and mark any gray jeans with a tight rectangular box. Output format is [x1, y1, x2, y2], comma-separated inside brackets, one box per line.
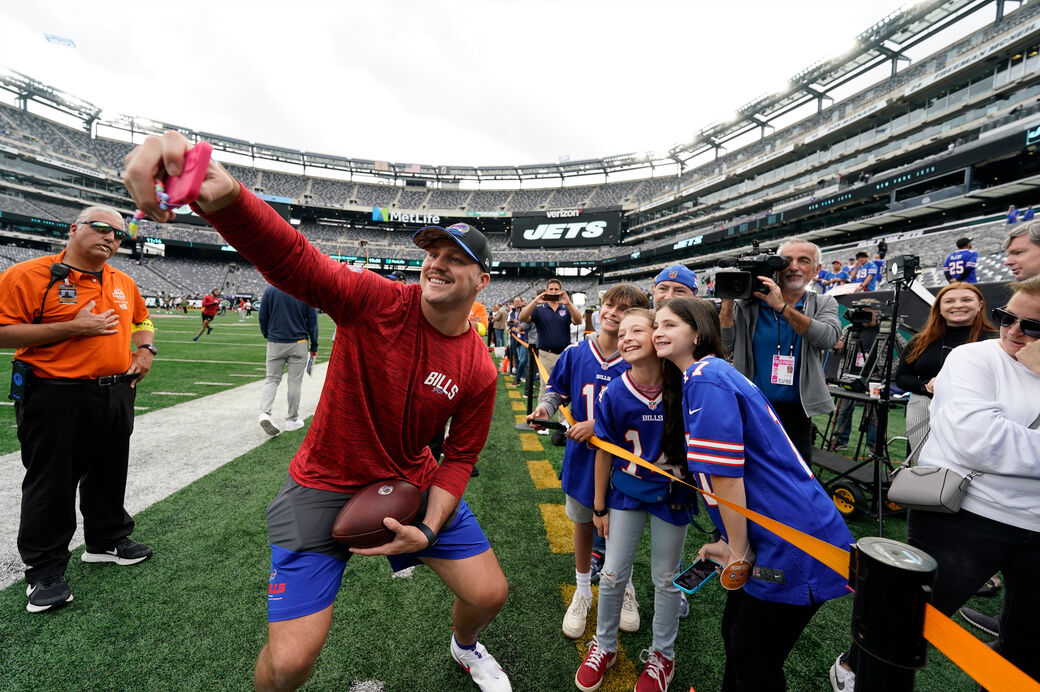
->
[260, 340, 309, 419]
[595, 508, 689, 659]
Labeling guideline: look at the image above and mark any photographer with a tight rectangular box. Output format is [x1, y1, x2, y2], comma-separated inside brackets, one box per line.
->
[518, 278, 583, 402]
[720, 240, 841, 463]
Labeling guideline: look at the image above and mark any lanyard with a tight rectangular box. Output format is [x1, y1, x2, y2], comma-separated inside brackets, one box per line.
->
[774, 303, 799, 356]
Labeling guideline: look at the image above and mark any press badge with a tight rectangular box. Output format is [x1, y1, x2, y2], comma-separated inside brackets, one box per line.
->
[57, 284, 77, 305]
[771, 354, 795, 386]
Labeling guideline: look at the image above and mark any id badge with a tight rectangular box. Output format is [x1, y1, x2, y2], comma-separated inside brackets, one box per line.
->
[771, 354, 795, 386]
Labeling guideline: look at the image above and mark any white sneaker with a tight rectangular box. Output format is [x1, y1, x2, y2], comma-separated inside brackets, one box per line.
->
[283, 417, 305, 432]
[536, 428, 550, 435]
[619, 584, 640, 633]
[451, 636, 512, 691]
[563, 590, 593, 639]
[258, 413, 280, 436]
[829, 653, 855, 692]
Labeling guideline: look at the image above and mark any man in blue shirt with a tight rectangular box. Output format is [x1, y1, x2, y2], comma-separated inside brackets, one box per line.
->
[518, 278, 583, 403]
[850, 251, 878, 292]
[720, 240, 841, 463]
[823, 260, 849, 292]
[942, 237, 978, 283]
[258, 284, 319, 435]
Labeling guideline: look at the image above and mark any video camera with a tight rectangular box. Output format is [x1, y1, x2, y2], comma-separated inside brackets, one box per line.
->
[845, 301, 879, 330]
[713, 241, 792, 300]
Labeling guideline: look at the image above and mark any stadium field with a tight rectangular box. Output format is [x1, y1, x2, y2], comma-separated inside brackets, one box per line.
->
[0, 313, 996, 691]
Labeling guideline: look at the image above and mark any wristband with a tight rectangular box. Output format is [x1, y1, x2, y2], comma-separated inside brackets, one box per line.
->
[593, 507, 609, 517]
[779, 303, 789, 316]
[416, 522, 439, 549]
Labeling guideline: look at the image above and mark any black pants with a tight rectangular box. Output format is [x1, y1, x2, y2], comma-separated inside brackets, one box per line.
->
[16, 379, 136, 584]
[769, 400, 813, 464]
[721, 589, 821, 692]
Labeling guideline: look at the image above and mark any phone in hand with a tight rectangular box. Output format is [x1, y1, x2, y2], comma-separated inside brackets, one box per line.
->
[164, 141, 214, 207]
[673, 558, 721, 595]
[543, 293, 561, 302]
[529, 418, 566, 431]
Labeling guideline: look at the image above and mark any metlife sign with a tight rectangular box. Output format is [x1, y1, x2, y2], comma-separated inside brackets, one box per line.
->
[510, 208, 621, 248]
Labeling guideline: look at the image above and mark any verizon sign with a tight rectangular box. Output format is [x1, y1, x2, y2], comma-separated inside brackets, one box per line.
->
[511, 209, 621, 248]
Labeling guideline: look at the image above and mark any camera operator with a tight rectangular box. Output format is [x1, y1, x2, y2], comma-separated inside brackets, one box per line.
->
[720, 240, 841, 463]
[829, 302, 882, 451]
[518, 278, 583, 402]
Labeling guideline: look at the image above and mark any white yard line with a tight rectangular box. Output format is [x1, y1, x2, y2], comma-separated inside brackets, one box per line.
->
[0, 362, 329, 590]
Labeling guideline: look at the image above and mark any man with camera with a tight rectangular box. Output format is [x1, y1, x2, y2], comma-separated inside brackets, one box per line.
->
[720, 240, 841, 463]
[518, 279, 583, 402]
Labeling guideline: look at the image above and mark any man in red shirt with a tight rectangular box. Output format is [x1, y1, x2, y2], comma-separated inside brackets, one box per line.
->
[125, 132, 510, 692]
[193, 288, 220, 341]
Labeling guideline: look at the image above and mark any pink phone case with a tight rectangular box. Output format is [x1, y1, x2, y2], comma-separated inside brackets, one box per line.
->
[164, 141, 214, 206]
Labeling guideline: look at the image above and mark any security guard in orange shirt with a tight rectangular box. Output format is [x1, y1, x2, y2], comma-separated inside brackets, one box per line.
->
[0, 205, 156, 613]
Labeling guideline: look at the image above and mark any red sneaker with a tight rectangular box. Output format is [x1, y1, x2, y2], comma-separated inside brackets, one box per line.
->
[575, 638, 616, 692]
[634, 649, 675, 692]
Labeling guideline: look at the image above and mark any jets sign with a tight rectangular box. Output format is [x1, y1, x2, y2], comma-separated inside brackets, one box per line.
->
[511, 209, 621, 248]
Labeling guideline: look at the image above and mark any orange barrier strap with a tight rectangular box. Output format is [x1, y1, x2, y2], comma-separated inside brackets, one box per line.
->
[924, 604, 1040, 691]
[508, 342, 1038, 691]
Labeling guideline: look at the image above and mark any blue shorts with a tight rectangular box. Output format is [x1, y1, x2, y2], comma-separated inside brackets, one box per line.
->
[265, 476, 491, 622]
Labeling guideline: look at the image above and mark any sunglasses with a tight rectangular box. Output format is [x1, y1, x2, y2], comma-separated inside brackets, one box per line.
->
[84, 220, 135, 242]
[992, 307, 1040, 338]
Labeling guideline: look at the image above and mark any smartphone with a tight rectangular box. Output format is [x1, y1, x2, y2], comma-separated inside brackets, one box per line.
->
[673, 558, 721, 595]
[529, 418, 566, 431]
[543, 294, 561, 302]
[164, 141, 214, 207]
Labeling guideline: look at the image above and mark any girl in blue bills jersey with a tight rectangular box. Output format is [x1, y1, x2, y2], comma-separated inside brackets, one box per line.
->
[575, 308, 695, 692]
[655, 297, 853, 692]
[527, 284, 650, 642]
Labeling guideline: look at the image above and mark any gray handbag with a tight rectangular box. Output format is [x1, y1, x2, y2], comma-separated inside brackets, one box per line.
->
[888, 411, 1040, 513]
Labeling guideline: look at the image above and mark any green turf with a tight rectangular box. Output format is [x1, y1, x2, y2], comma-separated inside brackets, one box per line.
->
[0, 312, 334, 454]
[0, 361, 1000, 691]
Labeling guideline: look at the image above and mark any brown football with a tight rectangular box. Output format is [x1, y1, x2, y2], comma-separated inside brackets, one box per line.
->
[331, 479, 423, 548]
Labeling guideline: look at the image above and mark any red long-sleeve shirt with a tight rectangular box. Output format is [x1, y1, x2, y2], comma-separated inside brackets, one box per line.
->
[199, 189, 497, 497]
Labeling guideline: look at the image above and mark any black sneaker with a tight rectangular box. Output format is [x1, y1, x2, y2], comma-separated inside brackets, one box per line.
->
[207, 327, 213, 335]
[26, 575, 73, 613]
[81, 538, 153, 566]
[959, 607, 999, 637]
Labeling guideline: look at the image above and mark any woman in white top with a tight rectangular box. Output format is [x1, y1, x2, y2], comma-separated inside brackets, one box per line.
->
[908, 275, 1040, 681]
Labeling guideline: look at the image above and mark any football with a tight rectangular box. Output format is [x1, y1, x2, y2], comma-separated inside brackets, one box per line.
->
[331, 479, 423, 548]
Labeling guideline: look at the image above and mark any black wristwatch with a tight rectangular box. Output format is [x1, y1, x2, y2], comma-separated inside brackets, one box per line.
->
[137, 344, 158, 356]
[593, 507, 609, 517]
[416, 522, 439, 548]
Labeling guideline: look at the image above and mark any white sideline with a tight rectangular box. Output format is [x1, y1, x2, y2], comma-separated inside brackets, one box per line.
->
[0, 362, 329, 590]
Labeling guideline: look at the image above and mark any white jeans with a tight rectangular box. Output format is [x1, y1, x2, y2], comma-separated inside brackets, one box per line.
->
[259, 341, 309, 419]
[595, 507, 689, 659]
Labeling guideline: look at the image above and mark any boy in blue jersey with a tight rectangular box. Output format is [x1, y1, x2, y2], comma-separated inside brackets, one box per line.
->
[528, 284, 649, 641]
[655, 297, 853, 692]
[942, 237, 978, 283]
[850, 251, 878, 292]
[823, 260, 849, 293]
[575, 308, 695, 692]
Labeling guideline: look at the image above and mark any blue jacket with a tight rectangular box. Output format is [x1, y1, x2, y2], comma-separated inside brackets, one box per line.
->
[259, 285, 319, 351]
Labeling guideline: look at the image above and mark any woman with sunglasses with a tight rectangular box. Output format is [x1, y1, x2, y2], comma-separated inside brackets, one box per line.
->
[895, 282, 996, 453]
[837, 277, 1040, 689]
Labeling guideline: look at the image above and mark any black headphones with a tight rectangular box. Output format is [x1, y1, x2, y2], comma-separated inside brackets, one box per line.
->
[33, 263, 72, 325]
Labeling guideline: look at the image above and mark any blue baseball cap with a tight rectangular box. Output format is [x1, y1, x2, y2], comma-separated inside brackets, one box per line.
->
[413, 223, 492, 273]
[654, 265, 698, 292]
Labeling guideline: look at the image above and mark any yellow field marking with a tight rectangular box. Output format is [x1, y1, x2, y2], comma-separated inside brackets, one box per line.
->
[511, 401, 526, 412]
[527, 460, 561, 490]
[507, 389, 522, 400]
[519, 433, 543, 451]
[560, 584, 637, 691]
[539, 504, 574, 554]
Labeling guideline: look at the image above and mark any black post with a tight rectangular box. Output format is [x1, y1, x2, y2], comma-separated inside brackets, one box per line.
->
[525, 343, 536, 415]
[850, 537, 937, 691]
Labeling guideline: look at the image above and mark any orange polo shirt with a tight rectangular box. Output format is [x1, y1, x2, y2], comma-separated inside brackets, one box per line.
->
[468, 301, 488, 328]
[0, 251, 149, 379]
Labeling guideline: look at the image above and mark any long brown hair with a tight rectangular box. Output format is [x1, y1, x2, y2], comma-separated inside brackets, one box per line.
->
[904, 282, 996, 363]
[659, 297, 729, 469]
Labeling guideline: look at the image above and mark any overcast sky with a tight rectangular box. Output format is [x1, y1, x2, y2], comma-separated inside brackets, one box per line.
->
[1, 1, 922, 168]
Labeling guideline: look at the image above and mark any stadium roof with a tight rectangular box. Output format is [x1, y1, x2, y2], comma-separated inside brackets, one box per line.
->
[0, 0, 996, 184]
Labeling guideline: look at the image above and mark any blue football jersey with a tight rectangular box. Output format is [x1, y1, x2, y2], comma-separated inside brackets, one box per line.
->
[546, 338, 628, 507]
[851, 262, 878, 291]
[594, 371, 694, 525]
[681, 357, 853, 606]
[942, 249, 978, 283]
